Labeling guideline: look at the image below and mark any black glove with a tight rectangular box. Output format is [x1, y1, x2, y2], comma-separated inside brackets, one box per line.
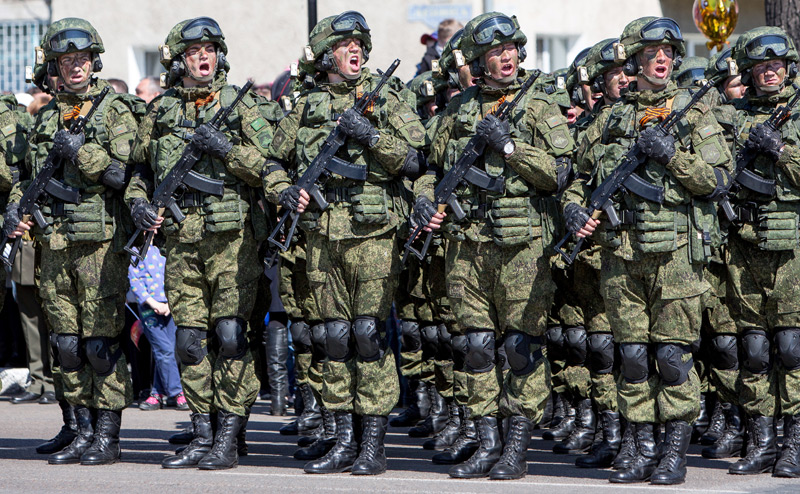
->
[746, 123, 784, 162]
[410, 196, 437, 230]
[279, 185, 303, 212]
[2, 203, 21, 239]
[338, 108, 379, 147]
[130, 198, 159, 230]
[564, 202, 591, 235]
[52, 129, 85, 161]
[638, 127, 675, 165]
[475, 114, 514, 154]
[192, 123, 233, 159]
[100, 160, 127, 190]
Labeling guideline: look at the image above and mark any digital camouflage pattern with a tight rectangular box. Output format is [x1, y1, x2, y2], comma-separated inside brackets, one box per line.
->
[322, 350, 400, 416]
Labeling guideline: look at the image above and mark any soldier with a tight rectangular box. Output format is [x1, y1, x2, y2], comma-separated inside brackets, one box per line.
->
[673, 56, 710, 89]
[721, 26, 800, 478]
[263, 11, 426, 475]
[125, 17, 281, 470]
[563, 17, 733, 484]
[419, 12, 575, 479]
[3, 18, 142, 465]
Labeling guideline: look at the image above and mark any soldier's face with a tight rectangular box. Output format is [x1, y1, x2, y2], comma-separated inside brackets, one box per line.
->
[603, 66, 632, 101]
[580, 83, 602, 112]
[458, 64, 475, 90]
[752, 59, 786, 94]
[636, 44, 673, 86]
[723, 74, 746, 100]
[332, 38, 363, 80]
[565, 104, 584, 125]
[184, 42, 217, 83]
[484, 43, 518, 84]
[57, 51, 92, 92]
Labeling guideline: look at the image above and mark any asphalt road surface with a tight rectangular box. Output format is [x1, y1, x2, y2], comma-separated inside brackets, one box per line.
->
[1, 397, 798, 494]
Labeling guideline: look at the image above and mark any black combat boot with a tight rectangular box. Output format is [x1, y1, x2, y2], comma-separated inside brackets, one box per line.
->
[163, 413, 213, 468]
[700, 399, 726, 445]
[448, 416, 503, 478]
[577, 410, 622, 468]
[612, 418, 636, 470]
[489, 415, 532, 480]
[432, 405, 479, 464]
[169, 423, 193, 445]
[424, 400, 461, 450]
[651, 420, 692, 485]
[295, 383, 323, 434]
[410, 383, 447, 438]
[609, 423, 658, 483]
[549, 392, 567, 428]
[198, 411, 243, 470]
[729, 415, 777, 474]
[542, 398, 576, 441]
[691, 393, 711, 443]
[538, 392, 555, 429]
[304, 412, 359, 473]
[390, 379, 428, 427]
[297, 424, 323, 447]
[49, 406, 94, 464]
[237, 408, 250, 456]
[295, 406, 337, 460]
[352, 415, 388, 475]
[79, 409, 122, 465]
[702, 403, 744, 459]
[554, 398, 596, 454]
[773, 415, 800, 478]
[37, 400, 78, 454]
[266, 322, 289, 416]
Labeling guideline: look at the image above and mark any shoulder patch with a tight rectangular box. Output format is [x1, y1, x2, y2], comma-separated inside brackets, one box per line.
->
[251, 117, 267, 132]
[1, 124, 15, 137]
[398, 112, 417, 124]
[546, 116, 563, 129]
[111, 124, 129, 137]
[698, 125, 716, 139]
[550, 129, 570, 149]
[700, 144, 721, 164]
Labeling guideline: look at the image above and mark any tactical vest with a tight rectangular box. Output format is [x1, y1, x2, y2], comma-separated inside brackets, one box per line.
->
[0, 96, 27, 203]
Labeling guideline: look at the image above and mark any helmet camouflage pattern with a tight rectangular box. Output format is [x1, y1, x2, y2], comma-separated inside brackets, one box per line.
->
[301, 11, 372, 74]
[409, 70, 448, 106]
[732, 25, 799, 74]
[706, 46, 735, 81]
[581, 38, 622, 83]
[550, 68, 572, 109]
[616, 16, 686, 62]
[673, 56, 709, 88]
[460, 12, 527, 65]
[565, 46, 591, 92]
[161, 17, 228, 70]
[40, 18, 104, 64]
[434, 28, 465, 79]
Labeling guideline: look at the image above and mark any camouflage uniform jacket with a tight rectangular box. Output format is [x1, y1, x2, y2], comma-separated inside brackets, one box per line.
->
[263, 68, 426, 241]
[0, 94, 28, 204]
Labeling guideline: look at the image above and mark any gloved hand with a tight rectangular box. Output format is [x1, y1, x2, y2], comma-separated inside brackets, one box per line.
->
[279, 185, 303, 212]
[192, 123, 233, 159]
[130, 198, 159, 230]
[2, 203, 21, 239]
[563, 202, 591, 235]
[476, 114, 514, 154]
[52, 130, 85, 161]
[100, 161, 127, 190]
[746, 123, 784, 162]
[338, 108, 379, 147]
[638, 127, 675, 165]
[410, 195, 437, 230]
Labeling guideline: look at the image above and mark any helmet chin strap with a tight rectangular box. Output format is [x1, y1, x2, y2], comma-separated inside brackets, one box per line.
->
[57, 65, 92, 91]
[757, 75, 785, 94]
[480, 55, 517, 85]
[182, 53, 217, 85]
[637, 64, 672, 88]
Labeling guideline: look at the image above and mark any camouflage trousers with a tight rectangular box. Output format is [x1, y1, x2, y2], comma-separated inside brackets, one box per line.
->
[39, 241, 132, 410]
[446, 238, 554, 421]
[601, 245, 707, 424]
[280, 241, 315, 322]
[701, 259, 739, 405]
[727, 236, 800, 417]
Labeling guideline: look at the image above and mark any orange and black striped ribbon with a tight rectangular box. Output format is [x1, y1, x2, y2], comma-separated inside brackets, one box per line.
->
[63, 105, 82, 121]
[639, 106, 671, 127]
[355, 90, 375, 114]
[195, 92, 217, 108]
[488, 95, 507, 115]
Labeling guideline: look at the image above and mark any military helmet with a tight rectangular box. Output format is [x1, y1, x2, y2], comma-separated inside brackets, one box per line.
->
[549, 68, 572, 109]
[40, 18, 104, 64]
[616, 16, 686, 67]
[409, 70, 448, 109]
[565, 46, 591, 92]
[160, 17, 228, 70]
[301, 11, 372, 74]
[460, 12, 527, 65]
[435, 28, 465, 78]
[581, 38, 622, 84]
[731, 26, 799, 75]
[673, 56, 709, 88]
[705, 47, 736, 82]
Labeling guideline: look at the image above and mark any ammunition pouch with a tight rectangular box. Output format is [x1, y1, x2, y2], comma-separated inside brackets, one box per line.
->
[631, 202, 687, 254]
[488, 196, 541, 247]
[688, 199, 720, 264]
[756, 201, 800, 251]
[203, 187, 249, 234]
[64, 193, 114, 243]
[351, 183, 390, 225]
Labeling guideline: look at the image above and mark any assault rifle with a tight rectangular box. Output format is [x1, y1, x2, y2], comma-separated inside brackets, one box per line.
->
[716, 84, 800, 221]
[401, 71, 540, 263]
[124, 80, 253, 266]
[554, 77, 718, 265]
[266, 59, 400, 252]
[0, 86, 111, 267]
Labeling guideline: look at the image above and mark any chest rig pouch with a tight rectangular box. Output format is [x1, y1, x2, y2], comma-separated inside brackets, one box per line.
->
[63, 192, 114, 242]
[632, 202, 687, 254]
[751, 201, 800, 251]
[351, 182, 390, 224]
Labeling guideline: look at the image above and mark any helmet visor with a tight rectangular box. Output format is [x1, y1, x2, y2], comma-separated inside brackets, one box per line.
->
[449, 29, 464, 49]
[472, 16, 517, 45]
[49, 29, 94, 53]
[715, 48, 733, 72]
[331, 11, 370, 34]
[181, 17, 223, 42]
[745, 34, 790, 60]
[640, 18, 683, 43]
[600, 40, 617, 62]
[675, 68, 706, 88]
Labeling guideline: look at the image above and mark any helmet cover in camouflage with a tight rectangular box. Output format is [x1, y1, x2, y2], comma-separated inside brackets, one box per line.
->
[565, 46, 591, 91]
[41, 18, 104, 64]
[161, 17, 228, 70]
[705, 46, 735, 82]
[303, 11, 372, 69]
[460, 12, 527, 65]
[409, 70, 448, 107]
[732, 25, 799, 75]
[434, 28, 465, 79]
[616, 16, 686, 62]
[581, 38, 622, 83]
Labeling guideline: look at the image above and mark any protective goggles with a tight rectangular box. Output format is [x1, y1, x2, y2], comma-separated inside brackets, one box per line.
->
[472, 15, 517, 45]
[310, 11, 370, 47]
[599, 39, 618, 62]
[449, 29, 464, 49]
[571, 47, 591, 70]
[714, 48, 733, 72]
[48, 29, 95, 53]
[745, 34, 790, 60]
[638, 18, 683, 43]
[675, 68, 706, 88]
[181, 17, 223, 42]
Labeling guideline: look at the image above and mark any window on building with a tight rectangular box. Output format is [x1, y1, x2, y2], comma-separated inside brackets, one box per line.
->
[535, 35, 575, 73]
[0, 20, 48, 93]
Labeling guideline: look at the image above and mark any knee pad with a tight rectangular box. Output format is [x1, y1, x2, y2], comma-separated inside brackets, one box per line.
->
[290, 321, 312, 354]
[310, 322, 326, 361]
[710, 334, 739, 371]
[503, 331, 541, 376]
[452, 334, 468, 371]
[84, 337, 122, 377]
[324, 319, 353, 362]
[620, 343, 649, 384]
[215, 318, 247, 359]
[741, 328, 771, 375]
[496, 338, 509, 371]
[545, 325, 567, 361]
[775, 328, 800, 371]
[49, 332, 60, 367]
[564, 326, 588, 365]
[353, 316, 385, 362]
[400, 320, 422, 353]
[55, 334, 83, 372]
[175, 327, 208, 365]
[587, 332, 615, 374]
[655, 343, 693, 386]
[437, 324, 453, 360]
[464, 330, 496, 373]
[421, 324, 439, 359]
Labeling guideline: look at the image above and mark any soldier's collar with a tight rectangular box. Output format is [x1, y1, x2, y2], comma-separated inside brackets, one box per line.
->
[55, 78, 105, 103]
[747, 83, 795, 105]
[323, 68, 370, 94]
[175, 71, 227, 100]
[625, 80, 679, 107]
